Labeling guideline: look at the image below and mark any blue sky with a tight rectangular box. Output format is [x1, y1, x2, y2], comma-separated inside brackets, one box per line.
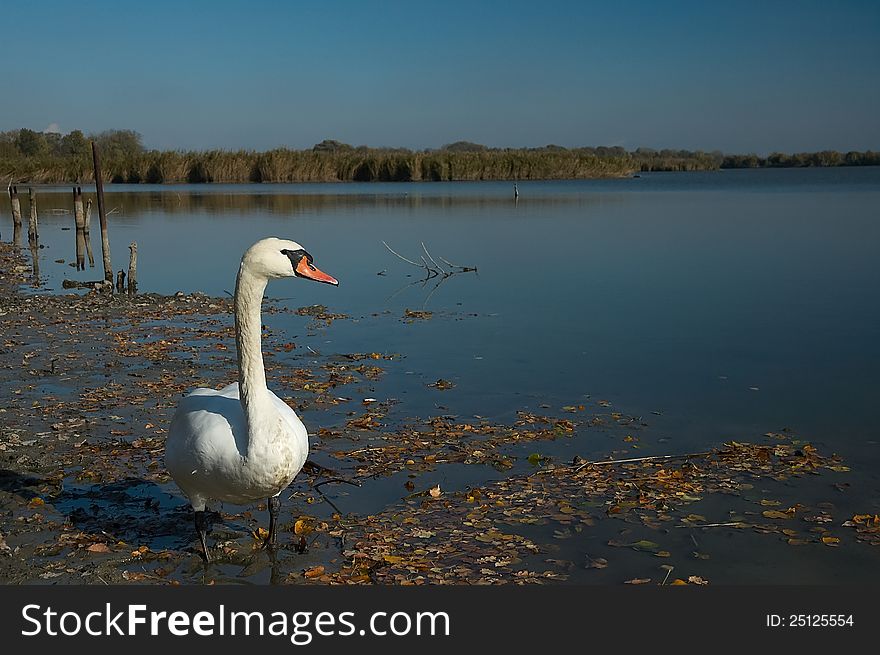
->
[2, 0, 878, 153]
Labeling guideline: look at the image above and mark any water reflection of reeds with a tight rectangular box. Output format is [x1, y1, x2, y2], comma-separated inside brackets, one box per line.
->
[25, 187, 609, 217]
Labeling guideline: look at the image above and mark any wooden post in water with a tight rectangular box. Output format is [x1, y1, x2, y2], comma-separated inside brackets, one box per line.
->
[128, 241, 138, 294]
[83, 198, 95, 267]
[116, 270, 126, 293]
[29, 240, 40, 284]
[8, 186, 22, 225]
[27, 187, 39, 244]
[73, 186, 86, 270]
[9, 186, 22, 244]
[91, 141, 112, 283]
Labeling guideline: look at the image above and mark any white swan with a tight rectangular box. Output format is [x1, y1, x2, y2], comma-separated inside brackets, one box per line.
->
[165, 237, 338, 561]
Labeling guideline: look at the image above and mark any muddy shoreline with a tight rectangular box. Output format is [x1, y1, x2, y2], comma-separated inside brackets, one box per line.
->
[1, 241, 877, 585]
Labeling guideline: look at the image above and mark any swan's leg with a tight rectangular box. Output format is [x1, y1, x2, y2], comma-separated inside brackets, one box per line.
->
[266, 495, 281, 548]
[194, 510, 211, 562]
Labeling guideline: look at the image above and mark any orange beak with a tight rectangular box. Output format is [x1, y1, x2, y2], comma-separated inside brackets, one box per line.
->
[296, 257, 338, 286]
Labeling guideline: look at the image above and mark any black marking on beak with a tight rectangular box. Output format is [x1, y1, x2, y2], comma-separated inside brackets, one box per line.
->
[282, 248, 314, 277]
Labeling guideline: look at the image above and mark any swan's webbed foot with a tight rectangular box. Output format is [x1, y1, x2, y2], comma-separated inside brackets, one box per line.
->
[265, 495, 281, 549]
[195, 510, 211, 563]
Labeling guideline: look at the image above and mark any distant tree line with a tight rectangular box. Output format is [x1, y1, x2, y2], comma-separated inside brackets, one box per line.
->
[0, 128, 143, 161]
[720, 150, 880, 168]
[0, 128, 877, 184]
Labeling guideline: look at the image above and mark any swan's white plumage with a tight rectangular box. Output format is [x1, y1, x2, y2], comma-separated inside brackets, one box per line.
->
[165, 381, 308, 511]
[164, 238, 335, 521]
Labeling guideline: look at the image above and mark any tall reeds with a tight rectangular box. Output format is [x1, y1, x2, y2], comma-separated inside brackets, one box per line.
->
[3, 145, 877, 185]
[1, 147, 639, 183]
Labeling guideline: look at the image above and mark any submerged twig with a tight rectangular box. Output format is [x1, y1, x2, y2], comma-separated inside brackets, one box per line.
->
[535, 450, 714, 476]
[421, 242, 446, 275]
[382, 241, 477, 306]
[313, 477, 363, 491]
[573, 451, 713, 472]
[300, 462, 363, 515]
[676, 521, 747, 529]
[312, 477, 362, 516]
[438, 255, 477, 272]
[382, 241, 424, 268]
[382, 241, 476, 280]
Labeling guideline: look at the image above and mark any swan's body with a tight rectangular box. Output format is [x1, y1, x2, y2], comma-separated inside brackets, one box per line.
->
[165, 237, 337, 559]
[166, 381, 308, 509]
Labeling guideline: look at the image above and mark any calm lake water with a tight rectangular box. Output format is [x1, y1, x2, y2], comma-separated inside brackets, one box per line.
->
[7, 167, 880, 583]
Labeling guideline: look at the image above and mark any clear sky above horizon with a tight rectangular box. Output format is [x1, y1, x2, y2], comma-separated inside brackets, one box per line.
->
[2, 0, 878, 154]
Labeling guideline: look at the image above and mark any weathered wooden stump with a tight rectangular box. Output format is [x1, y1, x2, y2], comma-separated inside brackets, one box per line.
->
[73, 187, 86, 270]
[8, 186, 22, 226]
[128, 241, 138, 294]
[7, 184, 21, 245]
[84, 198, 95, 267]
[27, 188, 39, 244]
[9, 186, 22, 244]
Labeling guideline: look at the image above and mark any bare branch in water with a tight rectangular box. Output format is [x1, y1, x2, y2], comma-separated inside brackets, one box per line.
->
[382, 241, 477, 307]
[313, 477, 363, 491]
[534, 450, 714, 476]
[439, 255, 477, 272]
[383, 241, 476, 280]
[421, 242, 446, 275]
[382, 241, 425, 269]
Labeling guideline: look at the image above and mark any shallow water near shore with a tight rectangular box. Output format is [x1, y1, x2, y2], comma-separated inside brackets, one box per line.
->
[5, 167, 880, 584]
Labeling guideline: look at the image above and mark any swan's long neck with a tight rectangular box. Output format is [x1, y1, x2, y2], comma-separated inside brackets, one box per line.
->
[234, 264, 276, 443]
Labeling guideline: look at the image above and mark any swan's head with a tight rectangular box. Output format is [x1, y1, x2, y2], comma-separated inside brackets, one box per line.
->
[241, 237, 338, 285]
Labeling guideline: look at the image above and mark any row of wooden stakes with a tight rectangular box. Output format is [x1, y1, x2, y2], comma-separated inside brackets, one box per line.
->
[6, 184, 138, 294]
